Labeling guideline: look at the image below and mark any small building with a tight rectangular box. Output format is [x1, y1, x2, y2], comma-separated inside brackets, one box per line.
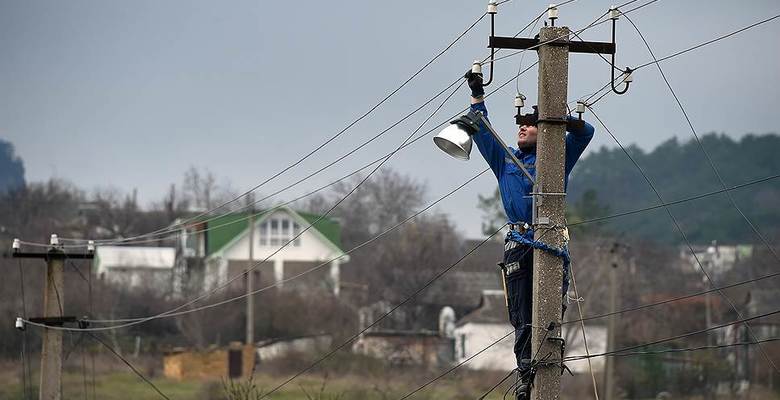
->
[453, 290, 607, 373]
[94, 246, 176, 292]
[453, 290, 516, 371]
[163, 342, 255, 381]
[181, 207, 349, 295]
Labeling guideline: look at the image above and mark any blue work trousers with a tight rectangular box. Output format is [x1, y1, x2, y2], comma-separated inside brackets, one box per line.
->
[504, 243, 569, 372]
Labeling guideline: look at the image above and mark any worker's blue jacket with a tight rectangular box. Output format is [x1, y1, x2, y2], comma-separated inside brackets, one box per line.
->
[470, 101, 594, 236]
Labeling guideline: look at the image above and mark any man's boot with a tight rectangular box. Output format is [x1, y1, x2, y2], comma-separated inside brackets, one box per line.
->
[514, 370, 531, 400]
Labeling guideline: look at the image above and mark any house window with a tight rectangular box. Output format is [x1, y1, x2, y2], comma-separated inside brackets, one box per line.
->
[259, 217, 302, 247]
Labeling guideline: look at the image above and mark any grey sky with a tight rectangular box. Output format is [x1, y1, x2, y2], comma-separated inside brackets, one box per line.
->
[1, 0, 779, 238]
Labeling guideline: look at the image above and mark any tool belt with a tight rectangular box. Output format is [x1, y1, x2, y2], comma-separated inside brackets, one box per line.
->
[508, 222, 530, 233]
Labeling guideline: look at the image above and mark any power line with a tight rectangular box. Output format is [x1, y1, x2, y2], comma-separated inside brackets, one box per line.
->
[260, 223, 529, 399]
[58, 76, 465, 247]
[30, 73, 469, 333]
[88, 332, 170, 400]
[50, 11, 491, 248]
[25, 168, 779, 331]
[564, 267, 780, 326]
[88, 167, 492, 324]
[586, 106, 780, 374]
[625, 11, 780, 262]
[621, 11, 780, 373]
[562, 308, 780, 362]
[569, 174, 780, 227]
[24, 61, 539, 331]
[568, 337, 780, 360]
[488, 0, 661, 66]
[578, 12, 780, 106]
[30, 63, 533, 251]
[634, 14, 780, 70]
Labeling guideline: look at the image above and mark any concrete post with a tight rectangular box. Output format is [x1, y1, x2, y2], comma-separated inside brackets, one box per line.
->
[530, 26, 570, 400]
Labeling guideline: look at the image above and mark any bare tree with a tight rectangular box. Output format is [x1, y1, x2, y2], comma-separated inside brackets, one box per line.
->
[181, 166, 239, 212]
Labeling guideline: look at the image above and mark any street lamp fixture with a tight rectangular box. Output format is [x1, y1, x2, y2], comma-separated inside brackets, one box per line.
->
[433, 110, 535, 184]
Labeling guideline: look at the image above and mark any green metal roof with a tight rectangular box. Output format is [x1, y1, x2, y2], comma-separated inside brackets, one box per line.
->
[204, 209, 342, 256]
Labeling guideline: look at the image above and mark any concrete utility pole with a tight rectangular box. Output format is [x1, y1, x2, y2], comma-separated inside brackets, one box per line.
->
[246, 194, 255, 345]
[12, 234, 94, 400]
[529, 25, 570, 400]
[604, 243, 620, 400]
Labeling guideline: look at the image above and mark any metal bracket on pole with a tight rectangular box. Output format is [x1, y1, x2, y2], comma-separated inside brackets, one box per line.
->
[488, 36, 615, 54]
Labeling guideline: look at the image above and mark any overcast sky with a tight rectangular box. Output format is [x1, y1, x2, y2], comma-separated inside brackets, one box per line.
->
[2, 0, 779, 238]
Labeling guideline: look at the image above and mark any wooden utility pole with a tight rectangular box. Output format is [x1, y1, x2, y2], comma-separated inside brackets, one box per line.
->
[40, 247, 65, 400]
[12, 235, 94, 400]
[530, 25, 570, 400]
[246, 194, 256, 345]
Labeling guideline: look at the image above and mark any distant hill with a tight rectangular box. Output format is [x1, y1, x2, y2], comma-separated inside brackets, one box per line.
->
[0, 139, 24, 193]
[568, 133, 780, 244]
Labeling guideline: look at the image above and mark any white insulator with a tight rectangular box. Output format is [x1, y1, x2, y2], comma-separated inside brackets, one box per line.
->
[12, 238, 20, 251]
[547, 4, 559, 20]
[514, 94, 526, 108]
[576, 101, 586, 114]
[87, 240, 95, 253]
[50, 234, 59, 246]
[472, 60, 482, 74]
[609, 6, 620, 20]
[622, 69, 634, 83]
[487, 1, 498, 14]
[15, 317, 24, 330]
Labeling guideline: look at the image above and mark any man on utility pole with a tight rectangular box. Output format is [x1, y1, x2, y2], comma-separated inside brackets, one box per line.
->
[464, 26, 594, 399]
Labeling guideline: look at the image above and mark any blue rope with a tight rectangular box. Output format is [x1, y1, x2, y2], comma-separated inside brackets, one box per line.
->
[507, 229, 571, 294]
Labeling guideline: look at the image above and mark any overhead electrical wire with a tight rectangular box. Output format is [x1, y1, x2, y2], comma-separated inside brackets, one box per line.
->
[257, 223, 525, 399]
[23, 0, 780, 338]
[88, 333, 171, 400]
[566, 337, 780, 360]
[20, 0, 603, 251]
[576, 11, 780, 107]
[406, 301, 780, 399]
[623, 12, 780, 266]
[22, 60, 542, 332]
[12, 2, 774, 396]
[47, 10, 492, 248]
[390, 8, 780, 391]
[586, 106, 780, 374]
[48, 74, 467, 330]
[561, 308, 780, 362]
[38, 0, 583, 250]
[618, 12, 780, 372]
[53, 76, 465, 247]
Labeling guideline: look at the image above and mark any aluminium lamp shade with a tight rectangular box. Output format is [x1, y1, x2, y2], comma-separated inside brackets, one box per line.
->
[433, 111, 482, 161]
[433, 124, 473, 161]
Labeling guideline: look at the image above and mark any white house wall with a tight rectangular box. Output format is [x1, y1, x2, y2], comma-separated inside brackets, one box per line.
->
[454, 323, 516, 371]
[454, 322, 607, 374]
[221, 211, 341, 263]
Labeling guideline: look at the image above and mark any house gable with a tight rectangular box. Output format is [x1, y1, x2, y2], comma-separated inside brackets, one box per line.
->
[204, 207, 347, 262]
